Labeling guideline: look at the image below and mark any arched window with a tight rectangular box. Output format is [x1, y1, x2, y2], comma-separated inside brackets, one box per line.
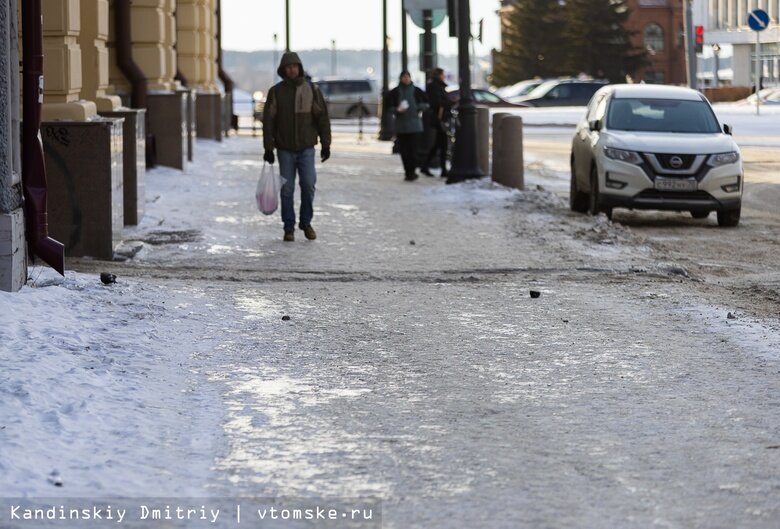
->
[644, 24, 665, 52]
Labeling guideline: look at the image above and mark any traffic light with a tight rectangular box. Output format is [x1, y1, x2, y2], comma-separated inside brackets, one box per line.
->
[695, 25, 704, 53]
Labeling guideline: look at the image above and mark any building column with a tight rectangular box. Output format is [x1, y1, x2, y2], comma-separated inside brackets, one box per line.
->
[205, 0, 218, 91]
[130, 0, 176, 90]
[179, 0, 222, 139]
[732, 44, 752, 86]
[79, 0, 122, 111]
[41, 0, 97, 121]
[177, 0, 207, 86]
[1, 0, 26, 292]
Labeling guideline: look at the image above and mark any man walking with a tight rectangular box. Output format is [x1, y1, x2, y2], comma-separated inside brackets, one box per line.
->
[421, 68, 452, 178]
[263, 52, 331, 242]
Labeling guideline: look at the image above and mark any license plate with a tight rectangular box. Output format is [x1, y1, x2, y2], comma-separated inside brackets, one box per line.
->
[655, 177, 698, 192]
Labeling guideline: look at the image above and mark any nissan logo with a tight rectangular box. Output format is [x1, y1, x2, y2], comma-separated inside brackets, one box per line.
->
[669, 156, 684, 169]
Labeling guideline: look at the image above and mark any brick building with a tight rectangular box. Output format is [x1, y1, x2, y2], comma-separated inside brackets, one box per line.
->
[625, 0, 687, 85]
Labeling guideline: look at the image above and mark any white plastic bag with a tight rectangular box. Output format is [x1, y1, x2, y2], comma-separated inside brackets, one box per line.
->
[255, 163, 283, 215]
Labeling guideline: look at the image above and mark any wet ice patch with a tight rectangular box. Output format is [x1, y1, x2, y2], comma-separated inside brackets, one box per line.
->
[678, 304, 780, 363]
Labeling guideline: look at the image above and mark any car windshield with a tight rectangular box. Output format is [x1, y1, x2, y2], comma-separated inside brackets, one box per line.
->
[525, 80, 558, 99]
[606, 97, 721, 133]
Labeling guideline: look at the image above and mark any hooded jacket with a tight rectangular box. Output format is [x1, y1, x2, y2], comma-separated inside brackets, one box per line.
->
[263, 52, 331, 152]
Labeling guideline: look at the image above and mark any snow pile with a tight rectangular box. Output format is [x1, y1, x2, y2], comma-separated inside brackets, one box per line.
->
[0, 268, 225, 497]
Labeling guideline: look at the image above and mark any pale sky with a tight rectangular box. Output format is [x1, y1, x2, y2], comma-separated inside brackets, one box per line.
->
[221, 0, 501, 56]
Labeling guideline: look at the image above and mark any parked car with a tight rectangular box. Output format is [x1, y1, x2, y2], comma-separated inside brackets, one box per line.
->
[314, 79, 380, 118]
[570, 84, 743, 226]
[446, 88, 530, 108]
[494, 79, 544, 100]
[513, 79, 608, 106]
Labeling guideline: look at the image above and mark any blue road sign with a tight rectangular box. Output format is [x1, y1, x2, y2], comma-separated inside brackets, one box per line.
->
[748, 9, 770, 31]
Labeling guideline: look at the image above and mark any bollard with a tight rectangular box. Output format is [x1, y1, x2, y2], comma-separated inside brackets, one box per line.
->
[358, 96, 364, 142]
[491, 112, 512, 184]
[477, 106, 490, 177]
[499, 115, 524, 190]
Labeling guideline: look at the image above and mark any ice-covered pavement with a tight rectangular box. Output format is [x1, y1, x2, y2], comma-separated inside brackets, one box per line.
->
[1, 135, 779, 528]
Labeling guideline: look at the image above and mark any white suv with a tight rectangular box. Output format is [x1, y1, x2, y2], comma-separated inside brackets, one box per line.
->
[570, 84, 743, 226]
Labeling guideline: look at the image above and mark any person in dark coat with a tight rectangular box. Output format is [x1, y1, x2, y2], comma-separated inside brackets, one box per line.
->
[421, 68, 452, 177]
[387, 71, 428, 181]
[263, 52, 331, 242]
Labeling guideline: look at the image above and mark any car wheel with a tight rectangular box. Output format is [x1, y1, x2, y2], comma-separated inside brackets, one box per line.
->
[717, 207, 740, 227]
[690, 210, 710, 219]
[570, 158, 589, 213]
[588, 166, 611, 219]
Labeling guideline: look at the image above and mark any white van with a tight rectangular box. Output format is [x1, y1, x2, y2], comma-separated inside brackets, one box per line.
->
[314, 79, 380, 119]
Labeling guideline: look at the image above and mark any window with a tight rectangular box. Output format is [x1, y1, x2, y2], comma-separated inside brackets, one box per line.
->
[644, 24, 664, 52]
[606, 98, 721, 134]
[548, 84, 571, 99]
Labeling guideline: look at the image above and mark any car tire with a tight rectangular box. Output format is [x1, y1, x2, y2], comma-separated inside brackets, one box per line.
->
[588, 166, 612, 220]
[717, 207, 740, 227]
[570, 159, 589, 213]
[690, 210, 710, 219]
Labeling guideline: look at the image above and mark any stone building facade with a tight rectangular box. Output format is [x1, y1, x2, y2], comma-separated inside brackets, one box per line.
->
[0, 0, 231, 291]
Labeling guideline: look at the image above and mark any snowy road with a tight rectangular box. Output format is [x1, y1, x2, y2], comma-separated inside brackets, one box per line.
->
[2, 131, 779, 528]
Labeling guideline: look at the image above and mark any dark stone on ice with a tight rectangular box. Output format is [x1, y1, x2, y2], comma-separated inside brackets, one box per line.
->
[409, 240, 416, 245]
[100, 273, 117, 285]
[282, 315, 291, 321]
[530, 290, 541, 299]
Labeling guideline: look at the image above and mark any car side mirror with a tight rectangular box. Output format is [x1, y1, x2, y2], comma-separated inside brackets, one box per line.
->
[588, 119, 602, 132]
[723, 123, 732, 135]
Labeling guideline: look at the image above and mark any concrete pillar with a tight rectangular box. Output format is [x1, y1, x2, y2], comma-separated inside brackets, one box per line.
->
[101, 108, 146, 225]
[79, 0, 122, 112]
[176, 0, 206, 85]
[43, 118, 125, 258]
[498, 116, 524, 190]
[477, 106, 490, 177]
[1, 0, 26, 291]
[41, 0, 98, 120]
[79, 0, 122, 111]
[733, 44, 752, 87]
[491, 112, 511, 184]
[179, 0, 222, 139]
[130, 0, 176, 91]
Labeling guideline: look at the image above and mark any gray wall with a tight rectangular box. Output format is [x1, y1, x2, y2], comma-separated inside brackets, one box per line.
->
[0, 0, 22, 215]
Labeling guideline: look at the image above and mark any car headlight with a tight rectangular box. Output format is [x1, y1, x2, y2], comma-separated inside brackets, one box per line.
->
[603, 147, 642, 165]
[707, 151, 740, 167]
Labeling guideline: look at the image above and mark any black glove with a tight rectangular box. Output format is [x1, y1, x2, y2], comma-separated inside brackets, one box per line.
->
[264, 151, 275, 165]
[321, 147, 331, 163]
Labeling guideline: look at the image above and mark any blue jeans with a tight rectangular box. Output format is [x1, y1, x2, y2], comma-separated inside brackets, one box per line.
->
[278, 148, 317, 233]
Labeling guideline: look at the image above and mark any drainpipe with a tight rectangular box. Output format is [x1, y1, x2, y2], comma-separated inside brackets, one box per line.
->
[21, 0, 65, 275]
[114, 0, 147, 109]
[216, 0, 236, 130]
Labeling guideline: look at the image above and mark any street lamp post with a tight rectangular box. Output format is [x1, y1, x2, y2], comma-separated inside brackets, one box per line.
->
[401, 0, 408, 72]
[379, 0, 394, 141]
[712, 43, 720, 87]
[273, 33, 279, 73]
[683, 0, 697, 90]
[331, 39, 337, 76]
[285, 0, 291, 52]
[447, 0, 482, 183]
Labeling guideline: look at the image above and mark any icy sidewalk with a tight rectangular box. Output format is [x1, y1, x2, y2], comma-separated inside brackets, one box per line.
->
[0, 269, 229, 497]
[1, 136, 778, 529]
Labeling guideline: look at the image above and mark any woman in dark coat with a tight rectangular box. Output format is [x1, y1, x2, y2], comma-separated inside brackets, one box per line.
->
[387, 71, 428, 181]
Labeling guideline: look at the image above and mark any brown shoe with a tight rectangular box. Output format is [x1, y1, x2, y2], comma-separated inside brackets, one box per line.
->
[283, 231, 295, 242]
[301, 224, 317, 240]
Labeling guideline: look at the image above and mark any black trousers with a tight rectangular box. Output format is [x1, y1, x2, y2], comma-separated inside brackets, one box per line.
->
[425, 121, 448, 173]
[397, 133, 419, 177]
